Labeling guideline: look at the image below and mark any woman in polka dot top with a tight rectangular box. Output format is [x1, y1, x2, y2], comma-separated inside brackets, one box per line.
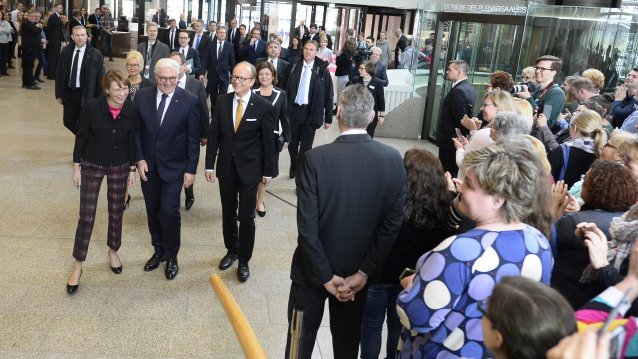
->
[396, 140, 555, 358]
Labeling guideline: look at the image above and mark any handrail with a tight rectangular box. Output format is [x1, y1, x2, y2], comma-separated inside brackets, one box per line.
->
[209, 274, 268, 359]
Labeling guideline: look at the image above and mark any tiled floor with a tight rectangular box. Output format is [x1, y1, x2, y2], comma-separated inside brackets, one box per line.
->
[0, 57, 436, 358]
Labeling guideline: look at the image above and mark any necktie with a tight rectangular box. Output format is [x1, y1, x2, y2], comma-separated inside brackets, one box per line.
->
[270, 59, 274, 66]
[218, 42, 222, 58]
[195, 34, 201, 50]
[70, 49, 80, 89]
[181, 48, 185, 56]
[170, 30, 174, 48]
[231, 28, 235, 41]
[156, 93, 168, 127]
[254, 41, 257, 51]
[235, 98, 243, 132]
[295, 65, 310, 105]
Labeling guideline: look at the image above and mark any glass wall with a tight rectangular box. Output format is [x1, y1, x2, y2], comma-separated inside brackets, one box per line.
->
[264, 0, 293, 46]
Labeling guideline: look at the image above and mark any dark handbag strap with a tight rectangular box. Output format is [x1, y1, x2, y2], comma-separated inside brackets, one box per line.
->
[558, 144, 570, 181]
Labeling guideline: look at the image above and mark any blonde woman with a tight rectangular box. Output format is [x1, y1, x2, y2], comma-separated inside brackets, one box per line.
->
[318, 35, 333, 64]
[582, 68, 605, 94]
[454, 90, 515, 178]
[548, 109, 607, 187]
[125, 50, 154, 102]
[619, 138, 638, 178]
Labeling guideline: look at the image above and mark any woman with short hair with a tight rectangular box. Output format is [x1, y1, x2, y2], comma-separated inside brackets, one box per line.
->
[125, 50, 154, 101]
[345, 61, 385, 138]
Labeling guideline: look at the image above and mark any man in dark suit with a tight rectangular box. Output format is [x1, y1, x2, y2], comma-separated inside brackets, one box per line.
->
[228, 18, 241, 61]
[394, 28, 407, 68]
[285, 40, 333, 179]
[46, 3, 64, 80]
[190, 19, 211, 64]
[293, 19, 309, 43]
[55, 26, 104, 135]
[285, 84, 406, 359]
[370, 46, 389, 87]
[178, 13, 187, 29]
[176, 30, 200, 77]
[137, 22, 170, 81]
[20, 11, 41, 89]
[169, 51, 209, 210]
[87, 7, 100, 48]
[199, 25, 235, 117]
[239, 27, 266, 65]
[135, 58, 201, 280]
[436, 60, 476, 177]
[69, 11, 83, 30]
[205, 61, 275, 283]
[164, 18, 180, 51]
[306, 23, 319, 44]
[256, 40, 289, 89]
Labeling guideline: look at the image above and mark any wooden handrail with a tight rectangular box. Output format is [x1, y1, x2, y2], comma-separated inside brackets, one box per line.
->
[209, 273, 269, 359]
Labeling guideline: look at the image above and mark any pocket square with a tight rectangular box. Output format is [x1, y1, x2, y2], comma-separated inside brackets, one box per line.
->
[246, 118, 257, 122]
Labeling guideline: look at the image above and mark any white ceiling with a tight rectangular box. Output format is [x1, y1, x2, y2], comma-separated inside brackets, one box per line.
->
[304, 0, 419, 10]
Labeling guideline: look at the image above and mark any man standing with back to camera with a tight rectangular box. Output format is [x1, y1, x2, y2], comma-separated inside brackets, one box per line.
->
[285, 84, 405, 359]
[436, 59, 475, 177]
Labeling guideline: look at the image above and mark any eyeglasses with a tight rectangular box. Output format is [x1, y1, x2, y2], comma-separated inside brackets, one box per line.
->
[535, 66, 553, 72]
[158, 76, 177, 83]
[126, 63, 140, 68]
[358, 66, 366, 70]
[231, 75, 253, 83]
[604, 143, 617, 150]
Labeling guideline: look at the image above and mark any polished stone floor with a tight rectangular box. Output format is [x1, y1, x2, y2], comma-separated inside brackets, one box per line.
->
[0, 58, 436, 358]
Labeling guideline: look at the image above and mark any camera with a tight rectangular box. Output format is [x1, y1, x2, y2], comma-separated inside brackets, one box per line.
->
[354, 48, 372, 63]
[511, 81, 538, 94]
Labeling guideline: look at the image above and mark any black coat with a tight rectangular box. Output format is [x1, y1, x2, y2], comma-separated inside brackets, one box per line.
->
[435, 79, 476, 149]
[55, 45, 105, 107]
[20, 20, 41, 48]
[285, 57, 334, 128]
[73, 96, 139, 166]
[256, 57, 290, 90]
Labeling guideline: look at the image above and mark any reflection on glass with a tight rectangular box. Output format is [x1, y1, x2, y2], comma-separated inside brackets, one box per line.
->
[264, 1, 292, 47]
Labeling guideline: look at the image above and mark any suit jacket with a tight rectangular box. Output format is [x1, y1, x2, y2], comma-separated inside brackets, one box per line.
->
[256, 57, 290, 90]
[348, 77, 385, 122]
[190, 32, 211, 63]
[286, 57, 334, 127]
[134, 86, 201, 182]
[80, 15, 87, 27]
[184, 76, 209, 138]
[239, 39, 266, 64]
[163, 27, 180, 51]
[436, 79, 476, 149]
[177, 46, 201, 76]
[73, 96, 138, 166]
[137, 40, 170, 80]
[200, 38, 235, 85]
[374, 61, 389, 87]
[87, 13, 99, 37]
[55, 45, 105, 107]
[290, 134, 406, 287]
[206, 92, 276, 184]
[306, 32, 320, 44]
[294, 25, 309, 43]
[394, 34, 407, 63]
[20, 20, 40, 48]
[46, 12, 63, 47]
[69, 18, 83, 31]
[253, 87, 291, 143]
[228, 26, 241, 59]
[178, 20, 187, 30]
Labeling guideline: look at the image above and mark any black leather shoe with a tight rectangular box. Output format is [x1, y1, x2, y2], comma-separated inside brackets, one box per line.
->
[185, 197, 195, 210]
[219, 252, 237, 270]
[26, 85, 41, 90]
[165, 258, 179, 280]
[66, 270, 82, 295]
[289, 167, 295, 179]
[256, 202, 266, 217]
[143, 253, 165, 272]
[237, 262, 250, 282]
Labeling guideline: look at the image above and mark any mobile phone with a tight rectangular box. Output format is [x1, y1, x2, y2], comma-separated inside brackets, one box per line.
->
[537, 103, 545, 116]
[454, 128, 463, 139]
[399, 268, 416, 281]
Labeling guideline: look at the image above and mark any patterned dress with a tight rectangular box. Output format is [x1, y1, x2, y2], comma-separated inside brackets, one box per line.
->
[396, 225, 553, 358]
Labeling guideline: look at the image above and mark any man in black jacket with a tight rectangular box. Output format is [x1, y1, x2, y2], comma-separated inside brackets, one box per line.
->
[55, 26, 105, 135]
[87, 7, 100, 48]
[285, 84, 405, 358]
[285, 40, 333, 179]
[46, 3, 64, 80]
[20, 11, 41, 89]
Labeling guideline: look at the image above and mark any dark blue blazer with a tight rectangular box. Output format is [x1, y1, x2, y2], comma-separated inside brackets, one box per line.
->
[239, 39, 267, 64]
[200, 38, 235, 85]
[180, 46, 201, 77]
[374, 61, 389, 87]
[134, 86, 201, 182]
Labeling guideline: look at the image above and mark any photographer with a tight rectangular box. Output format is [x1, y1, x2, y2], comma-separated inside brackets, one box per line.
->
[516, 55, 565, 130]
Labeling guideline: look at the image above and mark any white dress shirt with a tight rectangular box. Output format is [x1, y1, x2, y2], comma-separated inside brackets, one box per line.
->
[298, 60, 314, 105]
[232, 91, 252, 129]
[70, 45, 87, 88]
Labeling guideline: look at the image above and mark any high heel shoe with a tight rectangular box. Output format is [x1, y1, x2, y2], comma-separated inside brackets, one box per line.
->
[124, 194, 131, 209]
[108, 250, 122, 274]
[256, 202, 266, 217]
[66, 269, 82, 295]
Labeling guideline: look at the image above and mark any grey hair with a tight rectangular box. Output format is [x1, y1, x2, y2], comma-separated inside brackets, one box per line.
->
[168, 51, 186, 65]
[339, 84, 374, 129]
[154, 58, 180, 74]
[217, 24, 227, 31]
[147, 21, 159, 31]
[491, 111, 533, 141]
[370, 46, 382, 55]
[266, 39, 281, 48]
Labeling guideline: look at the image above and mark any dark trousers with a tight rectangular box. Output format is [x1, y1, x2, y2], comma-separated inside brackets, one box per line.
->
[7, 40, 14, 62]
[438, 147, 459, 178]
[63, 89, 83, 135]
[101, 32, 112, 59]
[207, 75, 229, 117]
[21, 46, 36, 86]
[34, 46, 45, 79]
[285, 282, 368, 359]
[218, 161, 259, 263]
[90, 30, 99, 48]
[46, 43, 60, 79]
[366, 120, 378, 139]
[288, 106, 317, 170]
[0, 42, 7, 74]
[73, 161, 129, 262]
[140, 166, 183, 259]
